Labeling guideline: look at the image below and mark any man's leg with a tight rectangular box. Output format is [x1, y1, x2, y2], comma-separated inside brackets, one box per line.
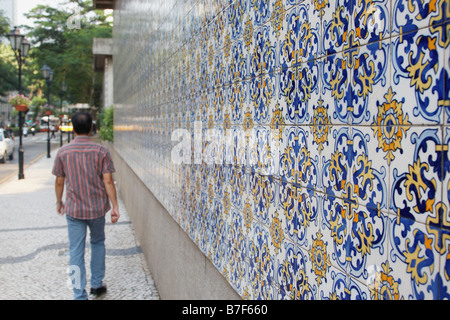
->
[88, 216, 106, 291]
[66, 216, 88, 300]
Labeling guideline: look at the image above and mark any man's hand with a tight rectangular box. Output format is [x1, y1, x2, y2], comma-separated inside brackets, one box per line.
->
[103, 173, 120, 224]
[56, 201, 65, 215]
[55, 176, 65, 216]
[111, 207, 120, 223]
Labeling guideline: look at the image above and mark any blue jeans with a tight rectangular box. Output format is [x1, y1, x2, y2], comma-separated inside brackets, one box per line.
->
[66, 216, 106, 300]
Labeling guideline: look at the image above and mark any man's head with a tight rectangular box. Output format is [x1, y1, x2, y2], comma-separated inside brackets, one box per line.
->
[72, 112, 93, 135]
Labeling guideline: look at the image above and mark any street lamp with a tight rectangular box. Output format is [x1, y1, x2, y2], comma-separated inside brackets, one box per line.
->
[41, 64, 53, 158]
[8, 26, 31, 180]
[59, 81, 67, 147]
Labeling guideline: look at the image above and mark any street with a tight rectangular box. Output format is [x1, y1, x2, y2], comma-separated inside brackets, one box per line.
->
[0, 131, 67, 183]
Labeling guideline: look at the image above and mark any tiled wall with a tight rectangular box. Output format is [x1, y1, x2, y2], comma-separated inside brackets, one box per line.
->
[113, 0, 449, 299]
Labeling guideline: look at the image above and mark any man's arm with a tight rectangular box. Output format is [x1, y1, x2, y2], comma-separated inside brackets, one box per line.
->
[103, 172, 120, 223]
[55, 176, 65, 215]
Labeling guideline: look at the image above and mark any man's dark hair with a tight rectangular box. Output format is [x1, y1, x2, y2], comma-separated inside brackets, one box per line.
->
[72, 112, 93, 135]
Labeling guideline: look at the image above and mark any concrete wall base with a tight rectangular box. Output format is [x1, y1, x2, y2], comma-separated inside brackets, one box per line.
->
[107, 142, 241, 300]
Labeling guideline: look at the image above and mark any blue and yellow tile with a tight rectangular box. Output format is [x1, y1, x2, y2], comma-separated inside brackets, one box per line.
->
[112, 0, 450, 300]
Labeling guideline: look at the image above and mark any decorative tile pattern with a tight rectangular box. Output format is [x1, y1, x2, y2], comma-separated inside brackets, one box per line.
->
[113, 0, 450, 299]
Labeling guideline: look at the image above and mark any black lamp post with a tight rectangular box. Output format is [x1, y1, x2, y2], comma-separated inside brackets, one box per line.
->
[59, 81, 67, 147]
[8, 27, 31, 180]
[40, 64, 53, 158]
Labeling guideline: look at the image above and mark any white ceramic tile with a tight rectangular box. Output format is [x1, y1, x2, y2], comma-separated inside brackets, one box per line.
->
[391, 30, 446, 125]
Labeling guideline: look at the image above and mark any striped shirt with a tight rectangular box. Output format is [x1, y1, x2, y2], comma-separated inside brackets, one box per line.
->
[52, 136, 115, 220]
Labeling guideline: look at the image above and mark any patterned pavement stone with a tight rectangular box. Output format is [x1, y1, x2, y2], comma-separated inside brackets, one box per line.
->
[0, 149, 159, 300]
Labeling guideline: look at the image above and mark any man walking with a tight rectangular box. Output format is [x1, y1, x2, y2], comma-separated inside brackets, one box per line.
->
[52, 112, 120, 300]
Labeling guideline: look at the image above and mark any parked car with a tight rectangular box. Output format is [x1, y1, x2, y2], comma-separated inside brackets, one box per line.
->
[0, 128, 15, 163]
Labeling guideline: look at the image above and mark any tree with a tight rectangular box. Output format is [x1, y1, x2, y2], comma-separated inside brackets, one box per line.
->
[30, 96, 47, 121]
[0, 10, 18, 96]
[0, 44, 18, 96]
[23, 0, 112, 113]
[0, 9, 8, 36]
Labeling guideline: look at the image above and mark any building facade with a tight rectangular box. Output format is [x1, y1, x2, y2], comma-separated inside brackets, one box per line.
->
[111, 0, 450, 299]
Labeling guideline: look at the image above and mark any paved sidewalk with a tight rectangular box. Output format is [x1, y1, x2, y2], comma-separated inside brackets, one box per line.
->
[0, 148, 159, 300]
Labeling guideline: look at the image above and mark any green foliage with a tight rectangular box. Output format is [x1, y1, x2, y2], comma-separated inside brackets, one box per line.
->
[0, 9, 9, 36]
[0, 44, 17, 96]
[23, 0, 112, 108]
[1, 1, 113, 117]
[98, 106, 113, 142]
[31, 96, 46, 107]
[29, 96, 46, 120]
[0, 11, 17, 96]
